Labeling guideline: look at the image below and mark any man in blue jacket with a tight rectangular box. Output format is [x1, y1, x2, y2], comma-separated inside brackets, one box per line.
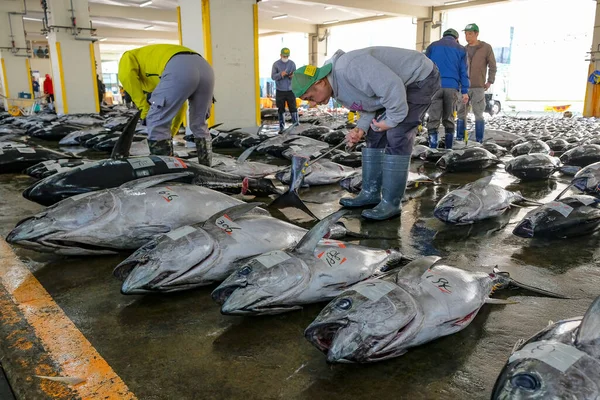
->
[425, 28, 469, 149]
[271, 48, 297, 132]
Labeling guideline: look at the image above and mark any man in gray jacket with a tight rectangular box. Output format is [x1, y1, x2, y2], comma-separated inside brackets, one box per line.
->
[291, 46, 440, 220]
[271, 47, 298, 132]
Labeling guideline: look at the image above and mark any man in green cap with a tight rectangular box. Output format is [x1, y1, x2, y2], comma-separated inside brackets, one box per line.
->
[292, 46, 440, 220]
[425, 28, 469, 149]
[271, 47, 298, 132]
[456, 23, 497, 143]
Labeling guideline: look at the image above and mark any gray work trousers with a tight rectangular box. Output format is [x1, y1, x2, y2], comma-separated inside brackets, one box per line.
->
[428, 87, 459, 132]
[366, 66, 440, 155]
[457, 87, 485, 121]
[146, 53, 215, 141]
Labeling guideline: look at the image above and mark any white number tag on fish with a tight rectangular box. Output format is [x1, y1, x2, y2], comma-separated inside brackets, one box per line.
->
[215, 214, 241, 235]
[127, 157, 155, 169]
[42, 160, 58, 166]
[576, 196, 597, 206]
[454, 150, 465, 156]
[509, 341, 586, 373]
[17, 147, 36, 154]
[252, 251, 291, 268]
[157, 187, 178, 202]
[166, 225, 196, 240]
[312, 151, 322, 158]
[452, 189, 471, 199]
[546, 201, 573, 217]
[157, 156, 187, 169]
[316, 249, 347, 267]
[174, 151, 189, 157]
[354, 281, 396, 301]
[78, 161, 97, 170]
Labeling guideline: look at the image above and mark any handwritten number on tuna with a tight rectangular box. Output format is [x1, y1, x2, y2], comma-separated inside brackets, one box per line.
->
[216, 218, 241, 234]
[425, 274, 452, 294]
[158, 190, 178, 202]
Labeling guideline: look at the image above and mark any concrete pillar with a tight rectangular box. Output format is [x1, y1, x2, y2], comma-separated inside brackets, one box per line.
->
[0, 3, 31, 109]
[179, 0, 260, 129]
[308, 28, 329, 66]
[584, 1, 600, 117]
[415, 11, 443, 52]
[46, 0, 99, 115]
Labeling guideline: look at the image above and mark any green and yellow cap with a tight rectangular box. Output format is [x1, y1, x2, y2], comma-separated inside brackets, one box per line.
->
[463, 23, 479, 32]
[291, 63, 333, 97]
[281, 47, 290, 56]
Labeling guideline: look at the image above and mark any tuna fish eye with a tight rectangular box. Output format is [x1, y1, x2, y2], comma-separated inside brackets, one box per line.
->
[239, 266, 252, 276]
[510, 373, 540, 391]
[336, 298, 352, 310]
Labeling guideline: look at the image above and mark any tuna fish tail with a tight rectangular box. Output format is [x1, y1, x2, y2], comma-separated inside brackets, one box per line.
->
[491, 269, 569, 299]
[269, 190, 319, 220]
[110, 110, 141, 159]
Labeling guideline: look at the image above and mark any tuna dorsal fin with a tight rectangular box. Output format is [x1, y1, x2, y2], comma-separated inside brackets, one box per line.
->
[118, 171, 195, 190]
[236, 146, 257, 164]
[471, 175, 494, 189]
[203, 202, 265, 227]
[208, 123, 223, 130]
[289, 155, 310, 193]
[395, 256, 441, 283]
[111, 110, 141, 159]
[576, 296, 600, 348]
[293, 209, 348, 254]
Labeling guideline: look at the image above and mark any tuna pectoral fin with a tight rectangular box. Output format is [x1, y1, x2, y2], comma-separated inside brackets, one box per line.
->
[269, 191, 320, 221]
[129, 225, 172, 241]
[485, 298, 518, 305]
[203, 202, 265, 227]
[111, 110, 141, 159]
[119, 172, 195, 190]
[236, 146, 257, 164]
[576, 296, 600, 351]
[554, 183, 573, 201]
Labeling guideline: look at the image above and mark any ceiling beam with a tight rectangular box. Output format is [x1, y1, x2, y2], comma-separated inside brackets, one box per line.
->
[24, 0, 177, 23]
[288, 0, 430, 19]
[259, 18, 317, 33]
[23, 21, 178, 41]
[317, 15, 395, 29]
[433, 0, 509, 12]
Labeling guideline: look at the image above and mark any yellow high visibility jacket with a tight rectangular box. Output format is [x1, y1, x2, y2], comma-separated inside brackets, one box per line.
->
[118, 44, 196, 135]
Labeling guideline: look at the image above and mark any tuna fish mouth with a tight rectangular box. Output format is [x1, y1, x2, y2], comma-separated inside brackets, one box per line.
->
[211, 284, 241, 306]
[513, 220, 534, 238]
[305, 321, 347, 354]
[433, 207, 451, 222]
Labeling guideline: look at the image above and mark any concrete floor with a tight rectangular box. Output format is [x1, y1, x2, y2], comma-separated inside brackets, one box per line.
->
[0, 142, 598, 399]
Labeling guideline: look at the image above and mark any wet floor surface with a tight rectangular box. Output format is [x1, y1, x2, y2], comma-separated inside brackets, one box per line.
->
[0, 144, 599, 399]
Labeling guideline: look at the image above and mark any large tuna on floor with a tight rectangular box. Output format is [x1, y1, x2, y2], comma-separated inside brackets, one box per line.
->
[504, 153, 561, 180]
[510, 140, 552, 157]
[212, 210, 405, 315]
[434, 176, 522, 224]
[436, 148, 499, 172]
[276, 159, 356, 186]
[0, 146, 73, 174]
[513, 195, 600, 238]
[115, 203, 348, 294]
[560, 144, 600, 168]
[572, 161, 600, 196]
[7, 173, 254, 255]
[304, 256, 565, 363]
[492, 296, 600, 399]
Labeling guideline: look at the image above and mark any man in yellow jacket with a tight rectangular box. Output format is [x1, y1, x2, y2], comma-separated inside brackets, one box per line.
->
[118, 44, 215, 165]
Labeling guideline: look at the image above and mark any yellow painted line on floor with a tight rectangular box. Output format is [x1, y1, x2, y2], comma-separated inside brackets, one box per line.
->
[0, 239, 137, 400]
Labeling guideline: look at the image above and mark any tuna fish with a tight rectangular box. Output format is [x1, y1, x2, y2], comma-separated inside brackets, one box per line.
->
[212, 210, 405, 315]
[276, 159, 356, 186]
[0, 146, 73, 174]
[505, 154, 561, 180]
[340, 171, 432, 194]
[115, 203, 347, 294]
[24, 159, 92, 179]
[513, 195, 600, 239]
[7, 173, 251, 255]
[436, 148, 499, 172]
[492, 296, 600, 399]
[210, 146, 285, 179]
[572, 162, 600, 196]
[510, 140, 552, 157]
[560, 144, 600, 168]
[434, 176, 523, 224]
[304, 256, 565, 363]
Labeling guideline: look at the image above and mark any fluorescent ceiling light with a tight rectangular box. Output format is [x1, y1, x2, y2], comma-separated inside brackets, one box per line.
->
[139, 1, 153, 7]
[324, 6, 333, 10]
[375, 13, 385, 16]
[323, 19, 339, 24]
[144, 25, 154, 30]
[444, 0, 469, 4]
[23, 17, 42, 21]
[272, 14, 288, 20]
[99, 37, 107, 41]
